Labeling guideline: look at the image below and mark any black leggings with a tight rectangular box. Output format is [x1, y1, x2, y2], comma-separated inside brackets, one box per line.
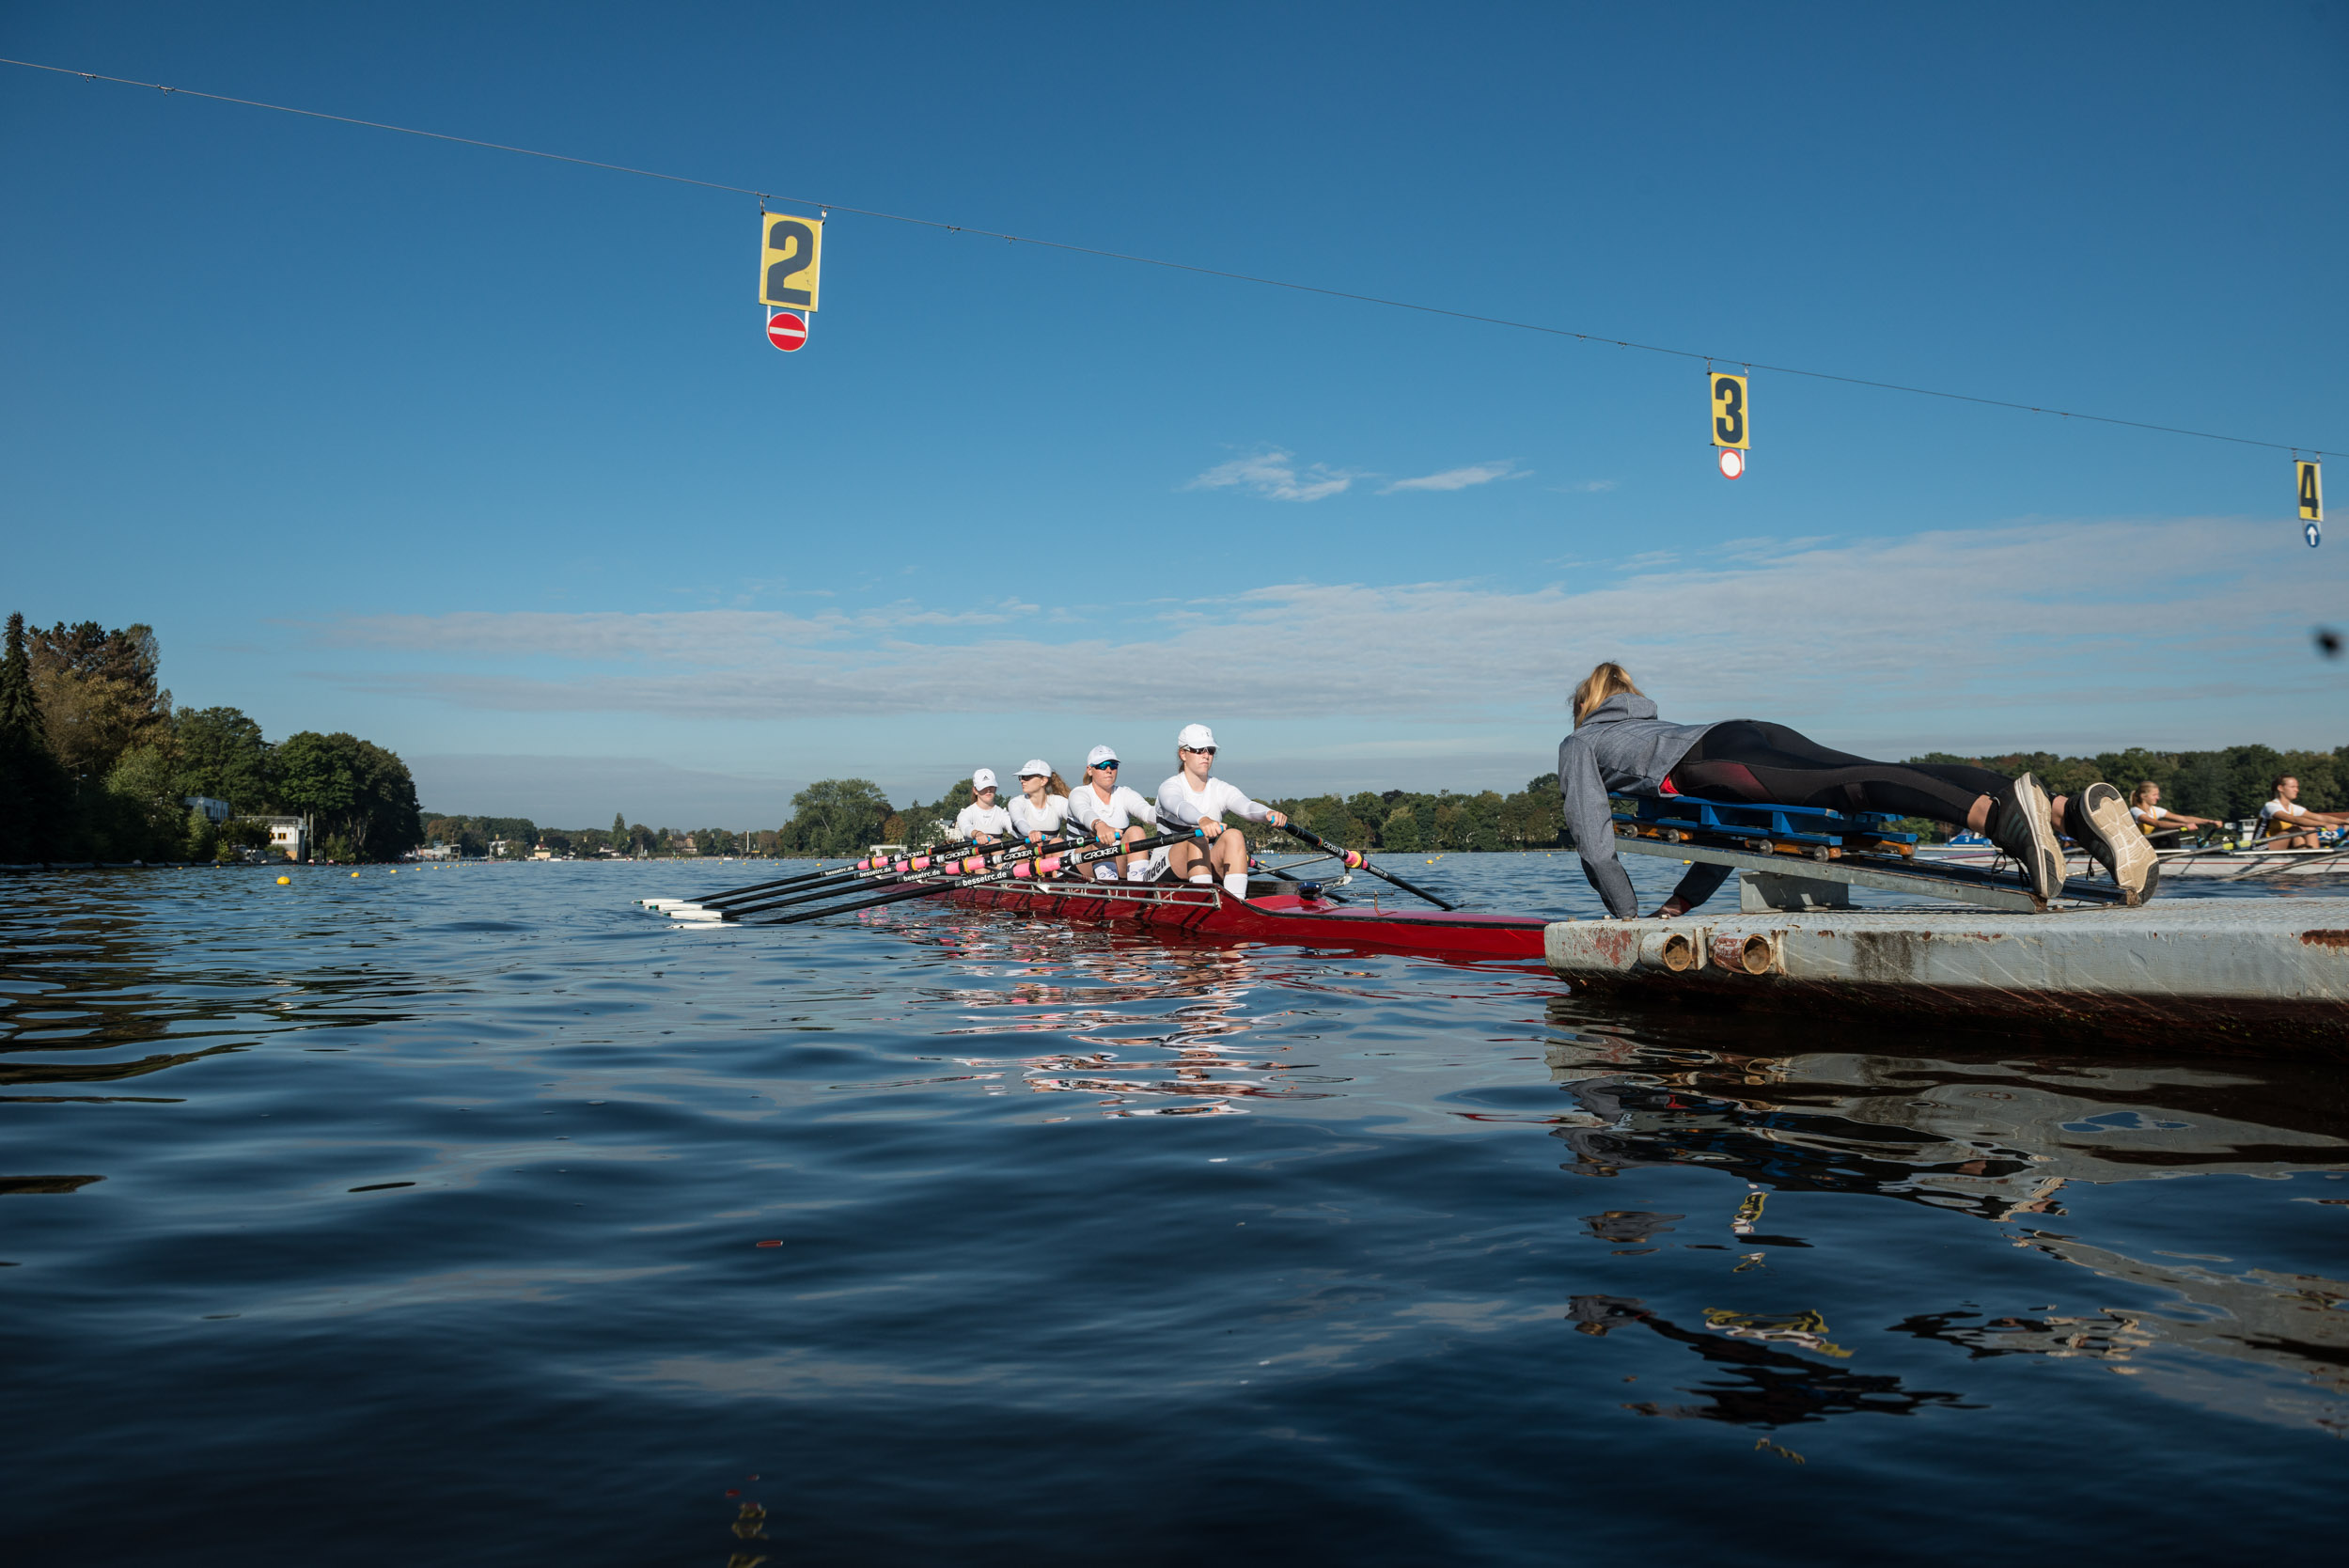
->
[1668, 721, 2009, 826]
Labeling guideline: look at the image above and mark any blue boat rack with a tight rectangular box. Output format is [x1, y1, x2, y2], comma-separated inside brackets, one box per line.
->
[1609, 792, 2129, 914]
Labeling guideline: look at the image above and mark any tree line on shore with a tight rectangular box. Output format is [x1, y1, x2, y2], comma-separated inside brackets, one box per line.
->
[569, 742, 2345, 861]
[0, 613, 423, 864]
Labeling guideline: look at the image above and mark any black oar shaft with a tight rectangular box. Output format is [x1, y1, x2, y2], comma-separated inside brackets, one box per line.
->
[755, 829, 1196, 925]
[1276, 821, 1456, 910]
[697, 838, 987, 906]
[723, 834, 1093, 919]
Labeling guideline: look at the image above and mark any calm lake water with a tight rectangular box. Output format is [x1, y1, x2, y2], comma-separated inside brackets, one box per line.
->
[4, 856, 2343, 1564]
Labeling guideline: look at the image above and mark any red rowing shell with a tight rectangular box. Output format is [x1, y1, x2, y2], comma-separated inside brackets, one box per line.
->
[943, 881, 1548, 961]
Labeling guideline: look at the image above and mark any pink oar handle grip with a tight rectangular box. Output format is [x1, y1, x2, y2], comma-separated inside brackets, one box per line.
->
[1342, 849, 1365, 869]
[1038, 855, 1062, 874]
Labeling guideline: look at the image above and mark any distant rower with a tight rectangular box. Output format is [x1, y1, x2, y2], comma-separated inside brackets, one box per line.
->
[1068, 744, 1160, 882]
[1153, 724, 1287, 901]
[955, 769, 1014, 844]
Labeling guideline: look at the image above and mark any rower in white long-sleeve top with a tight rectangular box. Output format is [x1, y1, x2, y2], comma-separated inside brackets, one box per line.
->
[1007, 759, 1073, 847]
[1067, 744, 1161, 882]
[1153, 724, 1287, 901]
[954, 769, 1015, 843]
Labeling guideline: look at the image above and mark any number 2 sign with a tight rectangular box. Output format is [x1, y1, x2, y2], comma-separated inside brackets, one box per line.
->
[759, 213, 824, 311]
[1709, 372, 1749, 450]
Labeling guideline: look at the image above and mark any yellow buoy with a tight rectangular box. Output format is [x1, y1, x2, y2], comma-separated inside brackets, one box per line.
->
[350, 870, 360, 877]
[276, 876, 290, 885]
[389, 869, 397, 874]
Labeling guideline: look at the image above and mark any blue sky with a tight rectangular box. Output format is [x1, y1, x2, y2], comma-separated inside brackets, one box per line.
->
[5, 2, 2345, 824]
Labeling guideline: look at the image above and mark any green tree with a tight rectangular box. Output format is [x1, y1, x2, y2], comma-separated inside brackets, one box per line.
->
[27, 620, 171, 779]
[779, 778, 895, 856]
[94, 744, 192, 861]
[174, 706, 277, 814]
[275, 731, 424, 861]
[0, 612, 73, 861]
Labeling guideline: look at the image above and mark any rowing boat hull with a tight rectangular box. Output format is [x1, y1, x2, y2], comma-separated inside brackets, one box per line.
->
[942, 880, 1550, 960]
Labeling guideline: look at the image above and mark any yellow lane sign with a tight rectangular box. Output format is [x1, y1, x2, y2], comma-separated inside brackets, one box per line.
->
[759, 213, 823, 311]
[2298, 460, 2324, 523]
[1710, 372, 1749, 450]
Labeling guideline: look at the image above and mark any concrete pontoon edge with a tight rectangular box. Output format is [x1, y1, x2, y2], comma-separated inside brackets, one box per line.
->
[1543, 888, 2349, 1053]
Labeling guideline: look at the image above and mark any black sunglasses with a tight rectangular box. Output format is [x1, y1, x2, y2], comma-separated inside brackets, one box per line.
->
[1182, 746, 1217, 756]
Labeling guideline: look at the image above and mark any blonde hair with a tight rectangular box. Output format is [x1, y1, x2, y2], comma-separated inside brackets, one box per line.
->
[2132, 780, 2159, 805]
[1046, 771, 1072, 797]
[1572, 662, 1642, 725]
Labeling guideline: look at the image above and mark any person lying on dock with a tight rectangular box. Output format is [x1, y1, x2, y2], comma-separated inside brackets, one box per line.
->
[1155, 723, 1289, 901]
[1557, 661, 2156, 917]
[2129, 782, 2220, 847]
[954, 769, 1015, 845]
[2257, 776, 2346, 851]
[1068, 745, 1163, 882]
[1009, 760, 1073, 857]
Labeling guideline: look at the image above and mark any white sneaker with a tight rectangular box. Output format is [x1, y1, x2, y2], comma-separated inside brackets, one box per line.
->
[1990, 772, 2066, 901]
[2069, 782, 2159, 904]
[1222, 870, 1249, 899]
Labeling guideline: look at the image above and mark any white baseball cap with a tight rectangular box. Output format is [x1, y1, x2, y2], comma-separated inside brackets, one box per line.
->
[972, 768, 997, 791]
[1177, 723, 1216, 750]
[1017, 759, 1051, 778]
[1086, 744, 1119, 767]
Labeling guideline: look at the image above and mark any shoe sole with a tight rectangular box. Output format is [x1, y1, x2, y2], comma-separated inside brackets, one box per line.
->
[2075, 781, 2160, 905]
[2008, 773, 2066, 902]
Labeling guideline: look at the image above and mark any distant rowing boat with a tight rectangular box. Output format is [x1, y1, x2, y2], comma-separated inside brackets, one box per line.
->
[944, 877, 1550, 960]
[1919, 840, 2349, 882]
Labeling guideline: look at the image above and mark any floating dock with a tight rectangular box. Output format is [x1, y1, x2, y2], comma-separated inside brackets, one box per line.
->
[1543, 881, 2349, 1052]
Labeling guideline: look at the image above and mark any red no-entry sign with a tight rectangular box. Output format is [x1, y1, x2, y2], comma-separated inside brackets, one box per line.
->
[766, 311, 807, 352]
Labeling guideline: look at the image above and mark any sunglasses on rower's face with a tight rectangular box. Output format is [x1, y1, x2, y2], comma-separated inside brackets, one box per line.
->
[1095, 761, 1119, 772]
[1183, 746, 1217, 757]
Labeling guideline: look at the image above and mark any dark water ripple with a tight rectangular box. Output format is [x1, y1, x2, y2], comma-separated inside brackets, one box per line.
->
[2, 857, 2344, 1565]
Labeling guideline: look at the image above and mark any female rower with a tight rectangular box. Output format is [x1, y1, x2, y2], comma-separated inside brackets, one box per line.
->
[1558, 662, 2155, 917]
[1008, 760, 1074, 851]
[953, 768, 1015, 844]
[2129, 781, 2219, 847]
[1154, 724, 1289, 901]
[1067, 745, 1160, 881]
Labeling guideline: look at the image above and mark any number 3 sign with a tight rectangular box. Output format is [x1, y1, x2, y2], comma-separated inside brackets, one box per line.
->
[759, 213, 824, 311]
[1709, 372, 1749, 451]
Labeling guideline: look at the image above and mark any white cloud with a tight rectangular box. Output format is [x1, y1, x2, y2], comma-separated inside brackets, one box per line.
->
[1184, 448, 1355, 502]
[1381, 462, 1525, 494]
[305, 517, 2349, 753]
[1551, 479, 1619, 494]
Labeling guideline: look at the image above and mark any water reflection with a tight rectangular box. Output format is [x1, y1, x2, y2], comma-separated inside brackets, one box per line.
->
[1570, 1294, 1971, 1424]
[1544, 1003, 2349, 1433]
[881, 910, 1324, 1116]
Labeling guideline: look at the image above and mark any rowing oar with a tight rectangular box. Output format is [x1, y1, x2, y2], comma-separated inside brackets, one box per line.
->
[649, 837, 993, 916]
[1275, 821, 1456, 910]
[715, 830, 1095, 919]
[752, 828, 1203, 926]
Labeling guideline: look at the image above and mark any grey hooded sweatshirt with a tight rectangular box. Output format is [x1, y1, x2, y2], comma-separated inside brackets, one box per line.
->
[1557, 694, 1718, 918]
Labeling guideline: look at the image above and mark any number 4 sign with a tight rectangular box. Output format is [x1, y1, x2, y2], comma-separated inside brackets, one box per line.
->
[759, 213, 823, 311]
